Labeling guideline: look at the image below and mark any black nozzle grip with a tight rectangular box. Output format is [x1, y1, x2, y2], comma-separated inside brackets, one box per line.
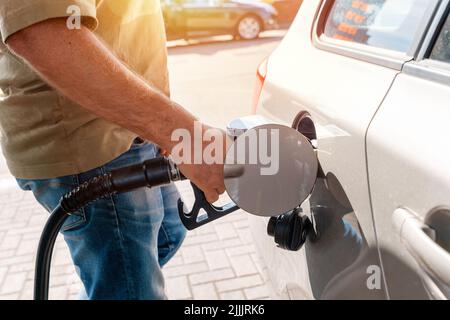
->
[110, 157, 173, 193]
[178, 182, 239, 230]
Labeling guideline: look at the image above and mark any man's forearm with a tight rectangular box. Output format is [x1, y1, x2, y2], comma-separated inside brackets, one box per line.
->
[6, 18, 197, 152]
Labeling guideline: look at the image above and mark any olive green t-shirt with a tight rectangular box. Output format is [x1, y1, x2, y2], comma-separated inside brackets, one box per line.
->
[0, 0, 170, 179]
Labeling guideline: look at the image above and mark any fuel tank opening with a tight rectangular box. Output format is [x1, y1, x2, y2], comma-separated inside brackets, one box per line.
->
[292, 111, 317, 148]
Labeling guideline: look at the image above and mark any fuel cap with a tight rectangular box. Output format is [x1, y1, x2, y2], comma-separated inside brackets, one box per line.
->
[224, 124, 318, 217]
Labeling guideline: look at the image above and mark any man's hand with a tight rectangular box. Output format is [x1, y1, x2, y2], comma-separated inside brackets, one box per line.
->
[177, 127, 231, 204]
[6, 18, 227, 200]
[178, 162, 225, 204]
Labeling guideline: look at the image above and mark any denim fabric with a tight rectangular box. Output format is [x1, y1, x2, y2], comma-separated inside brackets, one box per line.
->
[17, 141, 187, 300]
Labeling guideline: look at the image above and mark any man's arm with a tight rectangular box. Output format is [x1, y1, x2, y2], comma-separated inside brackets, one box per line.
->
[7, 18, 225, 202]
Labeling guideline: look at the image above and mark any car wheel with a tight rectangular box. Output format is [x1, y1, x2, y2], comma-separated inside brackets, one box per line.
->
[237, 16, 261, 40]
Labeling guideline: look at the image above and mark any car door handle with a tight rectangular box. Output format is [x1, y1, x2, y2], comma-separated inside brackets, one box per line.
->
[393, 208, 450, 286]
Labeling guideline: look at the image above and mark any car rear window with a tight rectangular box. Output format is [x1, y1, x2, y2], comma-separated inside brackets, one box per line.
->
[323, 0, 432, 53]
[429, 12, 450, 63]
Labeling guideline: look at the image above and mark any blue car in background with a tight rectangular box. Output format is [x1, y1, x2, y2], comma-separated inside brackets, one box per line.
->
[162, 0, 279, 40]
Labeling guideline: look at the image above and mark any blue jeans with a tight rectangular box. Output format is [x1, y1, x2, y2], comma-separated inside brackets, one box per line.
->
[17, 141, 187, 300]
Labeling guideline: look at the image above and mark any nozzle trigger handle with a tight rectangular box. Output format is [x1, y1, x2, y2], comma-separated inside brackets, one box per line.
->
[178, 182, 239, 230]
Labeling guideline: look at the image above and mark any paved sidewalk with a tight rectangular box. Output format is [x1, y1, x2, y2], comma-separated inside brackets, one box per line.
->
[0, 173, 271, 300]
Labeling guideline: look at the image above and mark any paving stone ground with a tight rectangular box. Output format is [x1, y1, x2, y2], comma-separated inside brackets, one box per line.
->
[0, 173, 271, 300]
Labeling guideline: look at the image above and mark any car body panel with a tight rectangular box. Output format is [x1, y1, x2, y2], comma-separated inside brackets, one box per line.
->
[367, 69, 450, 299]
[249, 0, 438, 299]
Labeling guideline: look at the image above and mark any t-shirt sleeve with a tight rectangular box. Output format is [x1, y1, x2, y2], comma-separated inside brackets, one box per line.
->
[0, 0, 98, 43]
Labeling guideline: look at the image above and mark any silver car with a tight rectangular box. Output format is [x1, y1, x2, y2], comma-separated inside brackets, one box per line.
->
[250, 0, 450, 299]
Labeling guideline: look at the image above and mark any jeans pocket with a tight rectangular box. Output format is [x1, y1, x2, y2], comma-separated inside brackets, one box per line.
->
[130, 137, 147, 149]
[17, 176, 88, 232]
[62, 209, 87, 232]
[62, 176, 89, 232]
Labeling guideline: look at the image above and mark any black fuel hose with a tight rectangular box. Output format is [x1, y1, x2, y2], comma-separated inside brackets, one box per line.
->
[34, 157, 181, 300]
[34, 205, 68, 300]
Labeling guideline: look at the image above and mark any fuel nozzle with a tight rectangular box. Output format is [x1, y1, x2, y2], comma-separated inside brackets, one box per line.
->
[60, 157, 182, 214]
